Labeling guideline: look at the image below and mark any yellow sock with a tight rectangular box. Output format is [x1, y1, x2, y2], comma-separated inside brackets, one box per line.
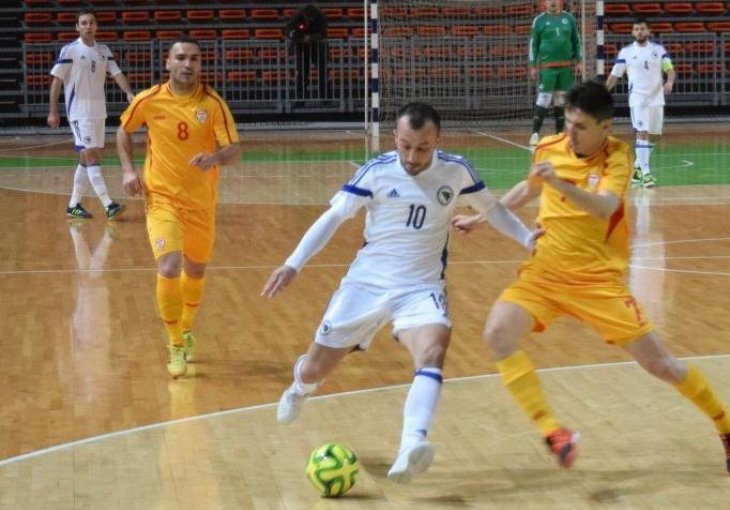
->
[180, 271, 205, 332]
[675, 365, 730, 434]
[157, 274, 183, 346]
[497, 350, 561, 436]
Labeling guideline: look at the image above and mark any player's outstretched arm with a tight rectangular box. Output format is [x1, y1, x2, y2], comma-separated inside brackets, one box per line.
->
[500, 179, 542, 210]
[261, 266, 297, 298]
[116, 126, 143, 197]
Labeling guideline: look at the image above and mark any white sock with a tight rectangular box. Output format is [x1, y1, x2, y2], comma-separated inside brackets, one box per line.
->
[69, 163, 88, 207]
[293, 354, 319, 394]
[635, 141, 652, 175]
[399, 367, 443, 451]
[87, 165, 113, 208]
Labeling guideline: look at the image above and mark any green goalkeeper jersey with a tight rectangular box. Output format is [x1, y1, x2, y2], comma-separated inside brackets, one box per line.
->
[529, 11, 581, 67]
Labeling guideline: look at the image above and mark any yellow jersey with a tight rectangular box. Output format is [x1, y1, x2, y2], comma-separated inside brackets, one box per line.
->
[527, 133, 633, 283]
[120, 82, 239, 210]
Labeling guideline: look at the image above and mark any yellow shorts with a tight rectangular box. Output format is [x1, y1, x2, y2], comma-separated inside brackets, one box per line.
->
[146, 199, 216, 263]
[499, 270, 654, 346]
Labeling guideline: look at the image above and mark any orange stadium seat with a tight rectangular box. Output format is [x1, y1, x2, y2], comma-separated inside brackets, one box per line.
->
[227, 71, 257, 84]
[442, 6, 470, 16]
[326, 27, 349, 39]
[58, 32, 78, 42]
[250, 9, 278, 21]
[422, 46, 452, 58]
[498, 66, 527, 78]
[632, 3, 662, 15]
[696, 63, 725, 75]
[261, 70, 288, 83]
[609, 23, 633, 34]
[56, 12, 77, 24]
[258, 48, 286, 60]
[26, 51, 54, 65]
[25, 32, 52, 43]
[321, 8, 343, 20]
[662, 42, 684, 56]
[451, 26, 480, 37]
[673, 22, 706, 32]
[685, 41, 716, 54]
[430, 67, 460, 79]
[381, 7, 407, 18]
[156, 30, 183, 40]
[329, 69, 360, 81]
[604, 3, 631, 15]
[416, 26, 447, 37]
[351, 27, 367, 38]
[346, 8, 365, 21]
[254, 28, 284, 39]
[122, 11, 149, 23]
[474, 6, 502, 17]
[505, 4, 535, 16]
[673, 63, 694, 75]
[123, 49, 152, 64]
[123, 31, 152, 41]
[411, 7, 440, 17]
[189, 29, 217, 40]
[663, 3, 693, 14]
[225, 48, 254, 61]
[24, 12, 52, 24]
[724, 41, 730, 54]
[650, 23, 674, 33]
[484, 25, 512, 36]
[694, 2, 725, 14]
[95, 12, 117, 23]
[456, 45, 486, 58]
[95, 31, 118, 42]
[469, 66, 494, 78]
[490, 46, 523, 58]
[26, 74, 52, 86]
[125, 72, 150, 87]
[514, 24, 532, 35]
[154, 11, 182, 23]
[187, 10, 215, 23]
[382, 27, 413, 37]
[219, 9, 245, 22]
[706, 21, 730, 32]
[222, 29, 249, 40]
[604, 43, 618, 58]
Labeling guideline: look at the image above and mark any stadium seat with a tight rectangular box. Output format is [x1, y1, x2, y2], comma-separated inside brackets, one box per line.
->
[456, 46, 487, 58]
[257, 48, 286, 59]
[694, 2, 725, 14]
[189, 29, 217, 40]
[123, 31, 152, 41]
[442, 6, 470, 16]
[650, 23, 674, 33]
[154, 11, 182, 23]
[724, 41, 730, 54]
[253, 28, 284, 39]
[57, 12, 77, 24]
[430, 67, 460, 79]
[350, 27, 368, 38]
[673, 63, 694, 75]
[662, 42, 684, 55]
[685, 41, 716, 54]
[95, 12, 117, 23]
[122, 11, 149, 23]
[26, 51, 54, 65]
[24, 12, 52, 24]
[25, 33, 52, 43]
[631, 3, 662, 15]
[469, 66, 494, 78]
[225, 49, 254, 61]
[381, 7, 407, 18]
[346, 7, 365, 21]
[663, 2, 693, 14]
[411, 7, 440, 17]
[326, 27, 349, 39]
[382, 27, 413, 37]
[604, 3, 631, 15]
[321, 8, 343, 20]
[474, 6, 502, 17]
[423, 46, 452, 58]
[505, 4, 535, 16]
[673, 22, 706, 32]
[219, 9, 245, 22]
[329, 69, 360, 81]
[451, 26, 480, 37]
[706, 21, 730, 32]
[123, 50, 152, 64]
[261, 70, 288, 83]
[26, 74, 52, 86]
[498, 66, 527, 78]
[187, 10, 215, 23]
[416, 26, 447, 37]
[696, 63, 725, 75]
[222, 29, 249, 40]
[609, 23, 633, 34]
[603, 43, 618, 58]
[125, 72, 150, 87]
[484, 25, 512, 36]
[250, 9, 279, 21]
[227, 71, 257, 84]
[490, 46, 522, 58]
[95, 31, 118, 42]
[156, 30, 183, 40]
[514, 25, 532, 35]
[58, 32, 78, 42]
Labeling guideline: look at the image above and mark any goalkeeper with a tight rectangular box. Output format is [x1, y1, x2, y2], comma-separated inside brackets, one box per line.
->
[528, 0, 582, 148]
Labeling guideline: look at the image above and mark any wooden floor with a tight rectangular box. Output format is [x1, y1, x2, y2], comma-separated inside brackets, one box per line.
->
[0, 130, 729, 508]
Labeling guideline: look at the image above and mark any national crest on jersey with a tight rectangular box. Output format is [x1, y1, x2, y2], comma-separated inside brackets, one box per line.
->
[330, 150, 490, 289]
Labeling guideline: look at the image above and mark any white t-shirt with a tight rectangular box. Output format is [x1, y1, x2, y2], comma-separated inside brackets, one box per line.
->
[610, 41, 672, 107]
[326, 150, 496, 289]
[49, 38, 122, 121]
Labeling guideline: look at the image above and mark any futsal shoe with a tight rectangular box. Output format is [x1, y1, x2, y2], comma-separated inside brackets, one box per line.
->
[167, 344, 187, 378]
[545, 428, 580, 468]
[66, 203, 93, 219]
[631, 167, 642, 185]
[529, 132, 539, 147]
[182, 330, 197, 362]
[277, 383, 311, 423]
[106, 202, 125, 220]
[641, 174, 657, 189]
[721, 433, 730, 475]
[387, 440, 435, 484]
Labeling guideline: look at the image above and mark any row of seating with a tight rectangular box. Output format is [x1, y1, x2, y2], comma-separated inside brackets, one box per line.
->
[23, 7, 365, 25]
[24, 25, 366, 43]
[604, 40, 730, 57]
[610, 20, 730, 33]
[606, 2, 730, 15]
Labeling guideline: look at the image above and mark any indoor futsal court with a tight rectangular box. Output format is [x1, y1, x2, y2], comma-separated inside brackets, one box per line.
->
[0, 125, 729, 508]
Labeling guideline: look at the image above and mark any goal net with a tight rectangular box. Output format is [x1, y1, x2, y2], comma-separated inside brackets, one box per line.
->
[376, 0, 596, 128]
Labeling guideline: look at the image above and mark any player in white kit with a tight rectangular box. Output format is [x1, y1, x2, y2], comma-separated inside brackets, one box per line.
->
[262, 103, 539, 484]
[48, 9, 135, 220]
[605, 18, 675, 189]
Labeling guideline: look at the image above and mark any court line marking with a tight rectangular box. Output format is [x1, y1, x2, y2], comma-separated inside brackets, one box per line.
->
[0, 352, 727, 468]
[475, 130, 531, 151]
[0, 138, 74, 153]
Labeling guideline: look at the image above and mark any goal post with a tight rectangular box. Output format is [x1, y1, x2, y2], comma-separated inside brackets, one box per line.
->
[368, 0, 599, 136]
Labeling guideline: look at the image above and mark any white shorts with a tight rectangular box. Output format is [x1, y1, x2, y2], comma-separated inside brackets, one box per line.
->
[630, 105, 663, 135]
[70, 119, 106, 151]
[314, 282, 451, 350]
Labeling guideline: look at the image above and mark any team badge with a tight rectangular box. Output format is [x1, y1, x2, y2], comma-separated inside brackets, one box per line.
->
[155, 237, 166, 252]
[587, 173, 600, 189]
[562, 18, 569, 24]
[319, 320, 333, 336]
[196, 109, 208, 123]
[436, 186, 454, 206]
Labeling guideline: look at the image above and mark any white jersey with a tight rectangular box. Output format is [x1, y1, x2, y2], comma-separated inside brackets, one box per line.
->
[49, 38, 122, 121]
[610, 41, 671, 107]
[329, 150, 495, 289]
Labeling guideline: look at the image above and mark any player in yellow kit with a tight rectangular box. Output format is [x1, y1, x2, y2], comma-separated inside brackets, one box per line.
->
[116, 36, 241, 378]
[453, 81, 730, 473]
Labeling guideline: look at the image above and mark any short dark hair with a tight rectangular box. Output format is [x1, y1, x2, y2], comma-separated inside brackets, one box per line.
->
[77, 9, 96, 23]
[168, 34, 201, 53]
[633, 17, 649, 27]
[396, 102, 441, 131]
[565, 81, 614, 122]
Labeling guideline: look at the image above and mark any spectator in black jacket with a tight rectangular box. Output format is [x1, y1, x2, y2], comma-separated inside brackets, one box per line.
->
[286, 4, 328, 104]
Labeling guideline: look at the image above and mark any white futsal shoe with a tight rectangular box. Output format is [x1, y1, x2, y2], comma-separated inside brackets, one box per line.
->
[387, 440, 435, 484]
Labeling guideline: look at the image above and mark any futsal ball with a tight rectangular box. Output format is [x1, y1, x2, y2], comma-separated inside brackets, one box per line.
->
[305, 442, 360, 497]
